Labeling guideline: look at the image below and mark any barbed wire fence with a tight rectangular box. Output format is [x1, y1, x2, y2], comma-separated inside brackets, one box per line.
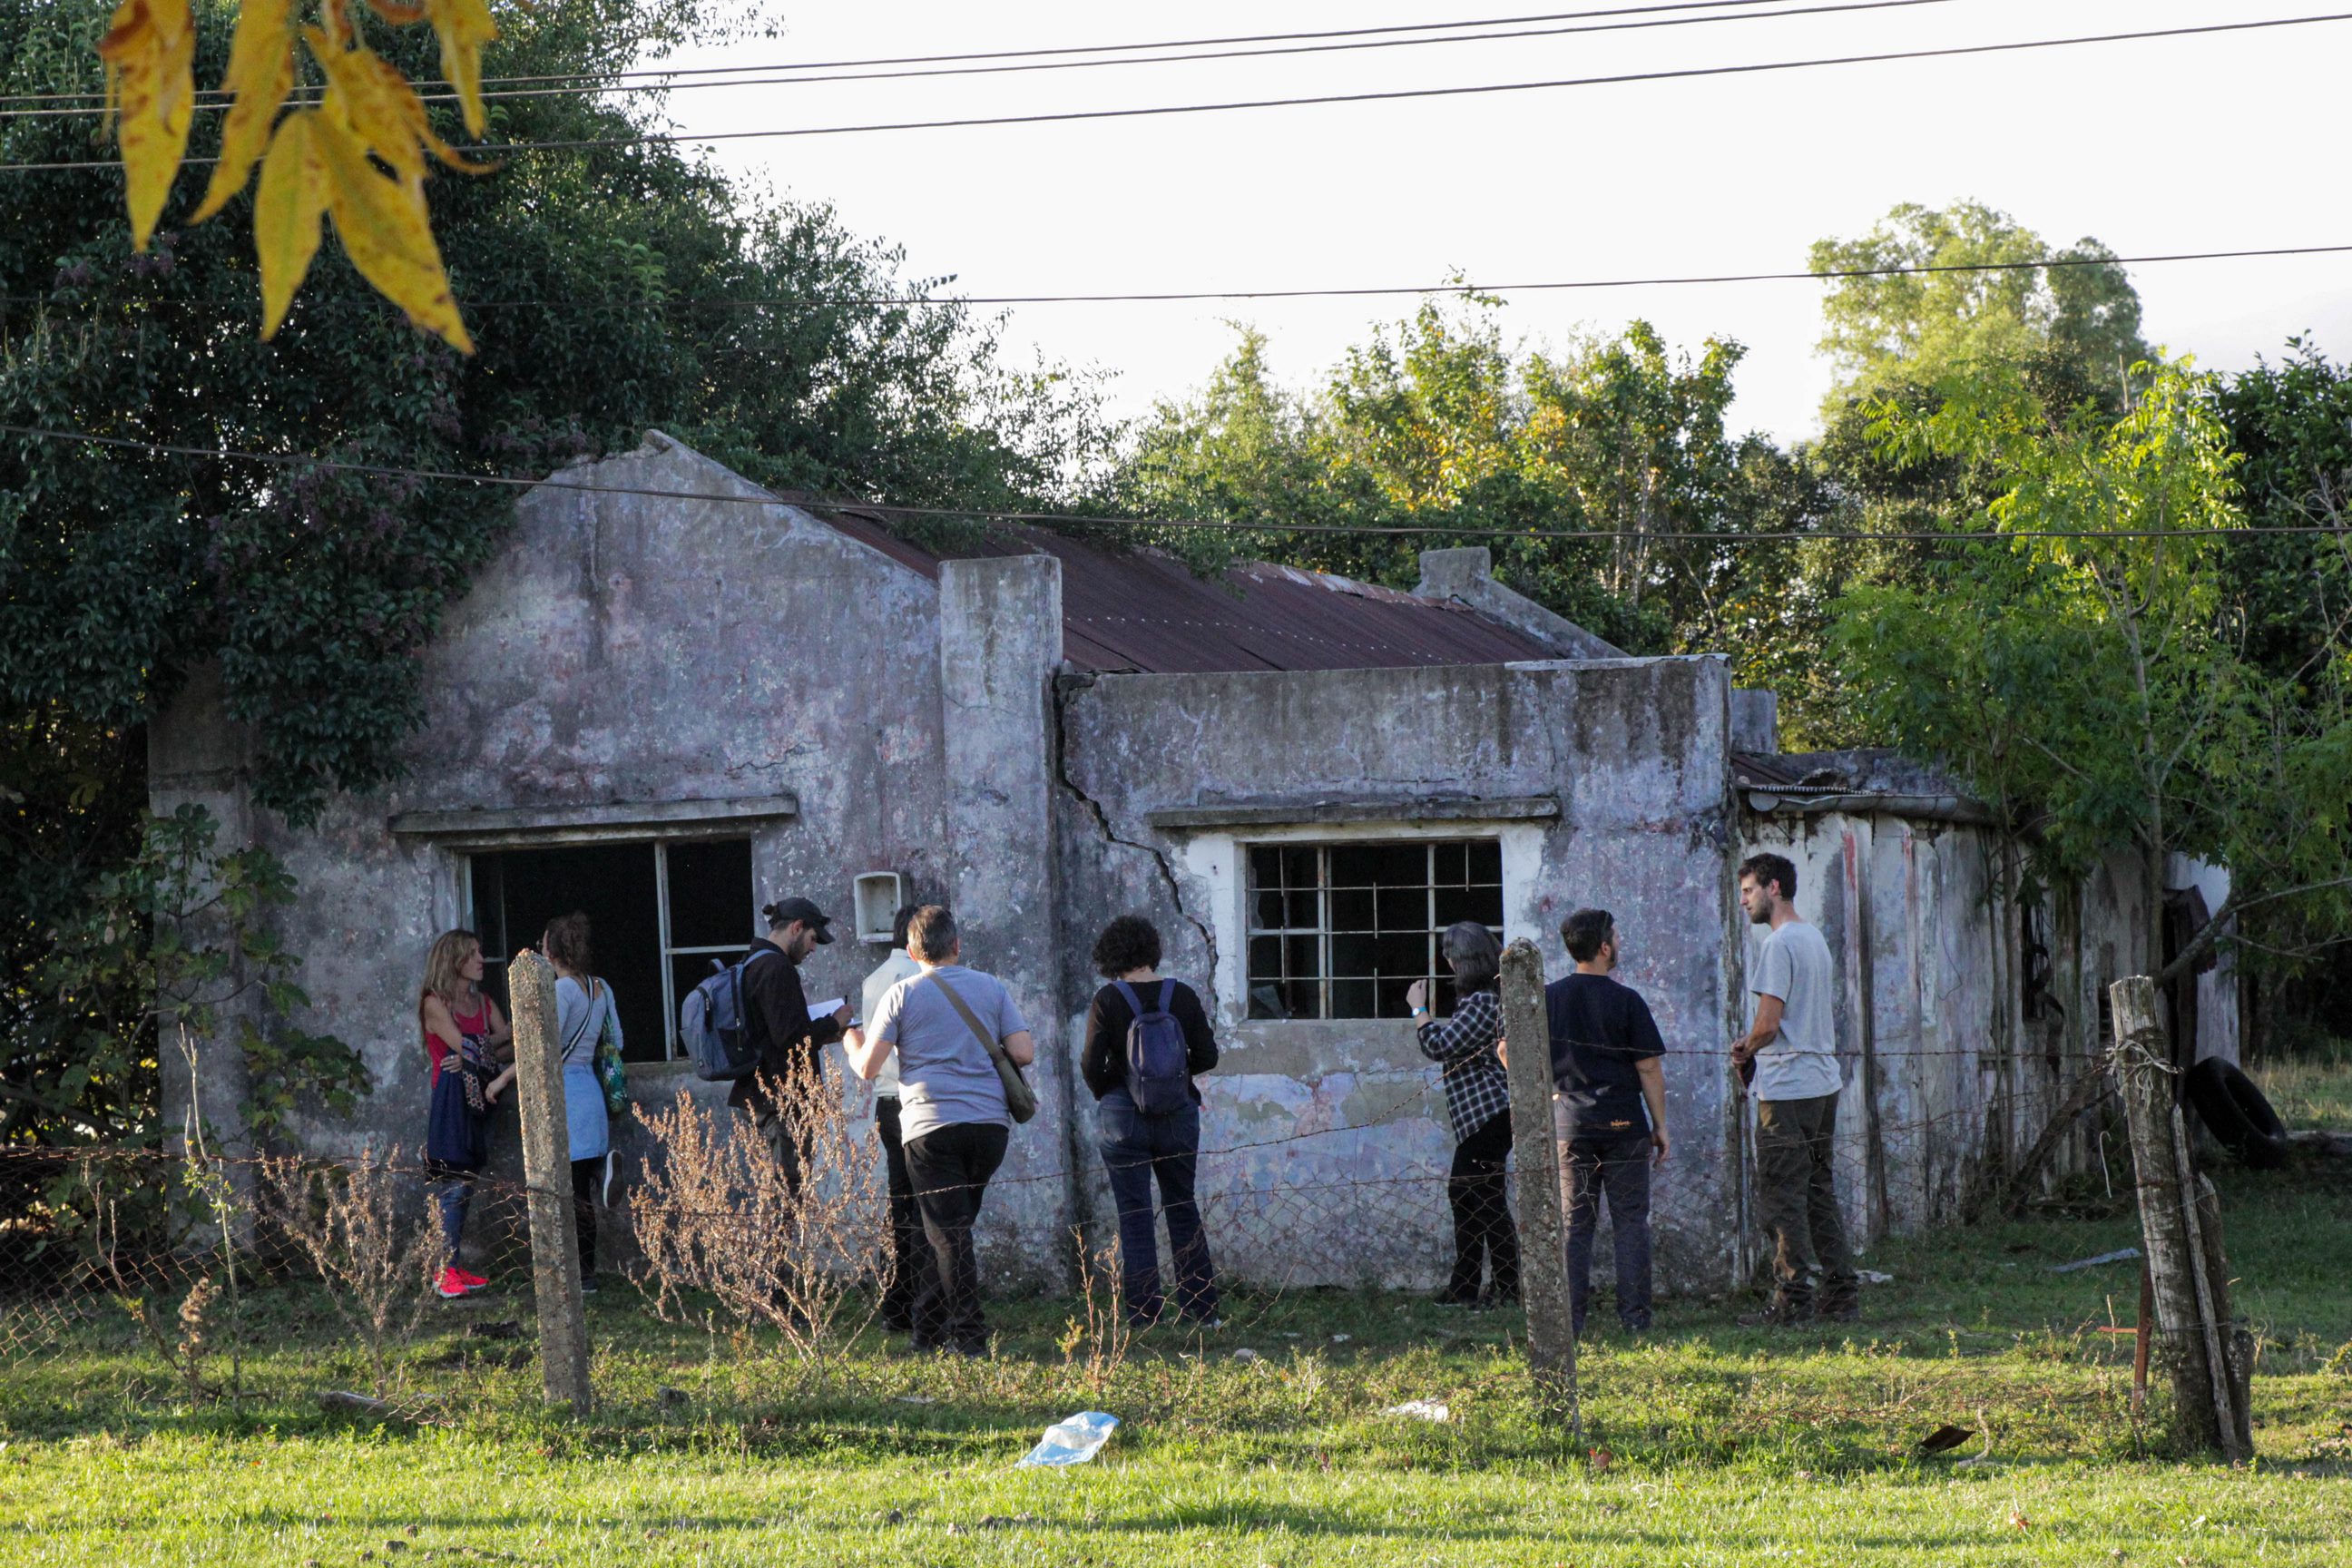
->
[0, 1035, 2131, 1405]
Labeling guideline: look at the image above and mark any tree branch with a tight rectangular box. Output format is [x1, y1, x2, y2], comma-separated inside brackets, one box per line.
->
[2156, 876, 2352, 986]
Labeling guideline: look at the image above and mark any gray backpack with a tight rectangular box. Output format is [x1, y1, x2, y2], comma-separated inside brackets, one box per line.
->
[680, 948, 774, 1082]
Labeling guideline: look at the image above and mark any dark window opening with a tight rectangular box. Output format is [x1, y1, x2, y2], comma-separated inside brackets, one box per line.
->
[2021, 900, 2058, 1022]
[1246, 839, 1504, 1021]
[468, 838, 755, 1063]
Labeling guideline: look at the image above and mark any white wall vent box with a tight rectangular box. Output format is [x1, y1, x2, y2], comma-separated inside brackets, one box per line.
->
[852, 872, 903, 944]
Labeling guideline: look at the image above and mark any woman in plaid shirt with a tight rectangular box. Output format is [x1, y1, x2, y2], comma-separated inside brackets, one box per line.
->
[1409, 922, 1519, 1307]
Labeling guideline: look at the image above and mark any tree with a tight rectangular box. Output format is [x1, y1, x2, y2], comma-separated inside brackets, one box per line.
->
[1811, 201, 2151, 416]
[2, 0, 1113, 1146]
[1120, 300, 1811, 662]
[2206, 338, 2352, 1047]
[1833, 359, 2352, 990]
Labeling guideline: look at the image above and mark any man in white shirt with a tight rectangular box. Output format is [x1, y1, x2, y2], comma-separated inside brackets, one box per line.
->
[1731, 852, 1860, 1326]
[854, 906, 924, 1332]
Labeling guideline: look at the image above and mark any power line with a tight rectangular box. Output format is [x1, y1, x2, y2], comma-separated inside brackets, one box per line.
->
[5, 420, 2347, 545]
[0, 0, 1955, 121]
[6, 241, 2347, 314]
[0, 0, 1826, 103]
[6, 10, 2346, 172]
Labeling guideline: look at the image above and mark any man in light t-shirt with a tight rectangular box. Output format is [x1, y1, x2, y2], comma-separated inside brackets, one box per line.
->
[1731, 852, 1859, 1326]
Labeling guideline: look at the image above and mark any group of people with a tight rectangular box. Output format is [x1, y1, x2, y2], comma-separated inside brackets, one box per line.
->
[409, 846, 1859, 1341]
[411, 895, 1221, 1352]
[1406, 849, 1858, 1331]
[418, 916, 620, 1300]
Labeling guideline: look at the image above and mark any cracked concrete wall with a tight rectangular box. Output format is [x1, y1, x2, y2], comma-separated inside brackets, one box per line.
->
[1736, 812, 2173, 1244]
[1054, 656, 1744, 1293]
[152, 433, 975, 1264]
[939, 556, 1078, 1287]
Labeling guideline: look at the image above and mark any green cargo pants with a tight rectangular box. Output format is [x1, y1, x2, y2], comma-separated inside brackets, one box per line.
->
[1754, 1092, 1858, 1314]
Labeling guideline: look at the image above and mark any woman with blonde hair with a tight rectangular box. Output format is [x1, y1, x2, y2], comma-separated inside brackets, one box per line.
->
[421, 929, 512, 1299]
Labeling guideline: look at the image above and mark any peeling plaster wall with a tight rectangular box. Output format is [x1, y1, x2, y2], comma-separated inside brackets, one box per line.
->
[151, 433, 981, 1264]
[1055, 657, 1744, 1292]
[1737, 810, 2167, 1240]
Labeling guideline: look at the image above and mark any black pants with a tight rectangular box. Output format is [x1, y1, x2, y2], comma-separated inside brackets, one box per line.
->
[874, 1096, 922, 1328]
[1560, 1130, 1653, 1333]
[901, 1120, 1009, 1353]
[756, 1106, 808, 1198]
[569, 1156, 600, 1277]
[1446, 1109, 1519, 1299]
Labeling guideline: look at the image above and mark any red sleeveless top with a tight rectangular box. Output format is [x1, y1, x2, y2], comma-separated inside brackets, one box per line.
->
[426, 992, 492, 1084]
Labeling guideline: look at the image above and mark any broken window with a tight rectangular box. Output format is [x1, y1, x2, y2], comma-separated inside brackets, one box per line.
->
[467, 838, 755, 1063]
[1245, 840, 1504, 1021]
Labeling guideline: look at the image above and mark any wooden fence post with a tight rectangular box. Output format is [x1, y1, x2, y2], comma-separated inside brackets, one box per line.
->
[2108, 976, 2245, 1460]
[508, 949, 593, 1416]
[1501, 937, 1580, 1436]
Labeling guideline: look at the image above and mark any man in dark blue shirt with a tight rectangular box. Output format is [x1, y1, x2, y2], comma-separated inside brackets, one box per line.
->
[1545, 908, 1670, 1335]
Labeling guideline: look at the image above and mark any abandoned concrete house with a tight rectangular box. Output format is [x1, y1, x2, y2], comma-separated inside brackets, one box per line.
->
[153, 431, 2240, 1292]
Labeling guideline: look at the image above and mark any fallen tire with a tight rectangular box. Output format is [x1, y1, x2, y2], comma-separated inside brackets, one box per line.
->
[2183, 1057, 2290, 1170]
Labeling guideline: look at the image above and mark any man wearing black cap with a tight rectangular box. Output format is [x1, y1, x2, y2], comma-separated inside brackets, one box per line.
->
[730, 896, 853, 1192]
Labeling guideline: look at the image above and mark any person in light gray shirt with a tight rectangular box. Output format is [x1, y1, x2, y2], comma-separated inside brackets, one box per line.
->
[1731, 852, 1858, 1326]
[848, 906, 1034, 1356]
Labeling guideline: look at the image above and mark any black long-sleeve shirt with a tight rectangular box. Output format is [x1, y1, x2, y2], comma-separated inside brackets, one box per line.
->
[1081, 978, 1218, 1102]
[727, 936, 845, 1112]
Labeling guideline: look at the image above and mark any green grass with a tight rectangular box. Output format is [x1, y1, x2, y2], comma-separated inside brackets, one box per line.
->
[2254, 1044, 2352, 1133]
[4, 1160, 2348, 1565]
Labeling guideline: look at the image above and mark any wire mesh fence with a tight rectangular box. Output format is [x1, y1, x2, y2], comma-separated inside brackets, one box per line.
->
[0, 1047, 2122, 1398]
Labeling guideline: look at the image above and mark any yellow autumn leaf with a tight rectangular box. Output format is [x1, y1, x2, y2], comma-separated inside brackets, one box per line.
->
[253, 110, 328, 338]
[304, 26, 428, 183]
[426, 0, 499, 138]
[192, 0, 296, 224]
[357, 44, 498, 174]
[312, 107, 474, 354]
[97, 0, 196, 250]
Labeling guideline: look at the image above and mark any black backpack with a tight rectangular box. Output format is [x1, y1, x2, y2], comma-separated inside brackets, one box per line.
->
[1115, 979, 1192, 1116]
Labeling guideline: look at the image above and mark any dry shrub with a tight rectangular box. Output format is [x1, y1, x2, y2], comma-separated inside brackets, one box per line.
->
[1056, 1230, 1134, 1398]
[94, 1185, 228, 1406]
[631, 1067, 886, 1384]
[262, 1148, 448, 1396]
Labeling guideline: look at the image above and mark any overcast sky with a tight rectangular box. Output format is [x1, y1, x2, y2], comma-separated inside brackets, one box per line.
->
[638, 0, 2352, 447]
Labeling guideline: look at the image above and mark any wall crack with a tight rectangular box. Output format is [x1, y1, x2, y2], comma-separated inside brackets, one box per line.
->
[1051, 678, 1219, 975]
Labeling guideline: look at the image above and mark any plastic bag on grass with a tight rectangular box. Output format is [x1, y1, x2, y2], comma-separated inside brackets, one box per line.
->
[1016, 1411, 1121, 1467]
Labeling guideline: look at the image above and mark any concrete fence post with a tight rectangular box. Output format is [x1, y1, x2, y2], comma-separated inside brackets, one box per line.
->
[1501, 938, 1580, 1435]
[2108, 976, 2245, 1460]
[508, 949, 593, 1416]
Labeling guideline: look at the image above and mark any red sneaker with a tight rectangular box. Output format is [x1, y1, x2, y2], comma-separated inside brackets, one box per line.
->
[436, 1267, 470, 1300]
[452, 1269, 488, 1289]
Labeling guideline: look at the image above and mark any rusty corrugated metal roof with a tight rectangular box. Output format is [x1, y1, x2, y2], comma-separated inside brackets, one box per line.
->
[812, 508, 1555, 674]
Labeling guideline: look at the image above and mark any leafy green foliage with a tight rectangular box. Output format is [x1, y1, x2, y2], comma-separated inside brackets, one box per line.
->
[1, 0, 1112, 1145]
[21, 803, 369, 1154]
[1833, 359, 2352, 960]
[1811, 201, 2151, 416]
[1120, 300, 1815, 663]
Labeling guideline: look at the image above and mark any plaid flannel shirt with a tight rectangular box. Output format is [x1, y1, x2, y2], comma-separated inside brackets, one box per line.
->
[1416, 988, 1513, 1141]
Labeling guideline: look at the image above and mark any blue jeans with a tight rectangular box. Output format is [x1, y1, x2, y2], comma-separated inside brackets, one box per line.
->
[1097, 1093, 1217, 1326]
[1560, 1128, 1654, 1334]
